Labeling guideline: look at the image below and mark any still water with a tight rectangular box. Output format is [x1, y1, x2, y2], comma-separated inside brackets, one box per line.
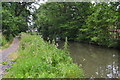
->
[58, 41, 120, 78]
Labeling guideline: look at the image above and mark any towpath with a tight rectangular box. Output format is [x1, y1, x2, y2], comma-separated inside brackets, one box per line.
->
[0, 37, 19, 78]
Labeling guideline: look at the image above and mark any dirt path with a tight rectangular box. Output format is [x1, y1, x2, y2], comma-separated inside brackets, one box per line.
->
[0, 37, 19, 78]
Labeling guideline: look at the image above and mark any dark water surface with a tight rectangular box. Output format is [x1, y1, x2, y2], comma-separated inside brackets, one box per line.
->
[58, 41, 120, 78]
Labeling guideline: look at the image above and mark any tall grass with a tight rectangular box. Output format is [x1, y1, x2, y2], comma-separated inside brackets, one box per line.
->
[0, 34, 6, 46]
[5, 33, 83, 78]
[0, 33, 13, 49]
[0, 34, 7, 49]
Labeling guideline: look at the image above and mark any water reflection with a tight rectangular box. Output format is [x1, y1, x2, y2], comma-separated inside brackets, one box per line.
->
[58, 41, 120, 78]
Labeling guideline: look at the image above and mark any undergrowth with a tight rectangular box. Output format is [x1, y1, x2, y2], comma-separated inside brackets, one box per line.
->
[0, 34, 13, 49]
[4, 33, 83, 78]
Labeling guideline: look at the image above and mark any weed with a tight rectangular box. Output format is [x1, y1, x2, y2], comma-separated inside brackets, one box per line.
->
[4, 33, 84, 78]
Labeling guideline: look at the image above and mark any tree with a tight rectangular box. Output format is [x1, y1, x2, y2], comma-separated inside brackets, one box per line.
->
[34, 2, 92, 40]
[78, 2, 120, 47]
[2, 2, 32, 40]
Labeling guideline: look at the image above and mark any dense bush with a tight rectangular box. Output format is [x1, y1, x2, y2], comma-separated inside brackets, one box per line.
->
[4, 33, 83, 78]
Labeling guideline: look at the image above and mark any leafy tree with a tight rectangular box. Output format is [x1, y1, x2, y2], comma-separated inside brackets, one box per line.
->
[2, 2, 32, 40]
[34, 2, 92, 40]
[34, 2, 120, 48]
[78, 2, 120, 47]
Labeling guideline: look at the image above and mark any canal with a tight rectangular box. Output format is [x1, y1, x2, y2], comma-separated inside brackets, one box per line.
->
[58, 41, 120, 78]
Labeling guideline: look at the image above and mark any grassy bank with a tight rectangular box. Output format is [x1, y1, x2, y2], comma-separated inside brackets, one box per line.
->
[4, 33, 83, 78]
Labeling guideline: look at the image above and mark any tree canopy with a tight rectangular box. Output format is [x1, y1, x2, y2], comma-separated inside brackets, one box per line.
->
[1, 2, 120, 48]
[34, 2, 120, 48]
[2, 2, 32, 40]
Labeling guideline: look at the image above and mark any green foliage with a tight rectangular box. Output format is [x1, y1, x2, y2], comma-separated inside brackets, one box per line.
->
[0, 35, 7, 46]
[1, 61, 9, 65]
[5, 33, 83, 78]
[1, 2, 119, 49]
[0, 33, 13, 49]
[64, 37, 68, 52]
[34, 2, 92, 40]
[34, 2, 120, 48]
[2, 2, 32, 40]
[77, 2, 120, 48]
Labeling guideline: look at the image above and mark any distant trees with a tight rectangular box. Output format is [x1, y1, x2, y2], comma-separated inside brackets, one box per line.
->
[34, 2, 120, 48]
[1, 2, 120, 48]
[34, 2, 92, 40]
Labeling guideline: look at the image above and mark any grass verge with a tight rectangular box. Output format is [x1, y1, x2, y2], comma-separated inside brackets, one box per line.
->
[0, 34, 13, 50]
[4, 33, 83, 78]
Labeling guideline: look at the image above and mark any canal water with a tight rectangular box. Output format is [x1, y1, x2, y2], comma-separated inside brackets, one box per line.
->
[58, 41, 120, 78]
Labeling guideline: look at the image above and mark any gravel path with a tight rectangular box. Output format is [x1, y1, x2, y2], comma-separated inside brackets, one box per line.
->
[0, 37, 19, 78]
